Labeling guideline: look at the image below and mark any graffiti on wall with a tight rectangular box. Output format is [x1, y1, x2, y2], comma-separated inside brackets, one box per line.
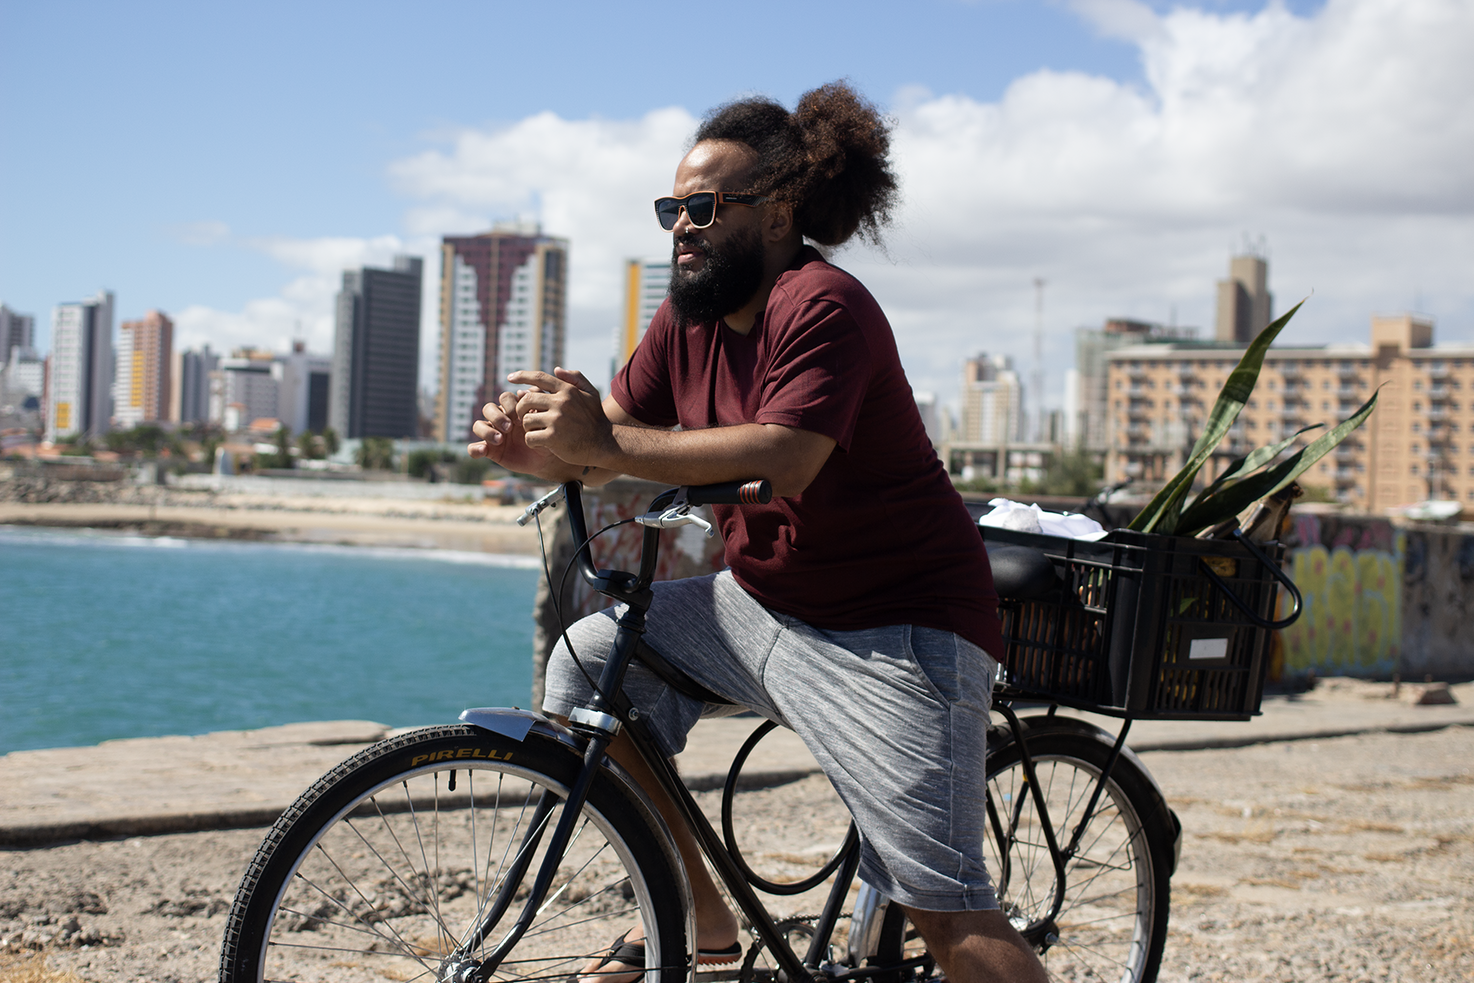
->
[1276, 513, 1404, 677]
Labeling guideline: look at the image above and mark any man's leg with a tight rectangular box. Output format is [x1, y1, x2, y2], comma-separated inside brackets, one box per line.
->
[597, 726, 739, 952]
[903, 908, 1048, 983]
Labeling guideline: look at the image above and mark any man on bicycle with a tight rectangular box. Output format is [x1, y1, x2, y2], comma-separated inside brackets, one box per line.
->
[470, 81, 1047, 983]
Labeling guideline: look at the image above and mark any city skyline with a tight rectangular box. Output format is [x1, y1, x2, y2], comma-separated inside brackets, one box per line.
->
[3, 0, 1467, 416]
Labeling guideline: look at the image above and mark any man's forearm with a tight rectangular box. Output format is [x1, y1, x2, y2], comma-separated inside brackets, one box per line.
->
[531, 459, 622, 487]
[587, 423, 831, 497]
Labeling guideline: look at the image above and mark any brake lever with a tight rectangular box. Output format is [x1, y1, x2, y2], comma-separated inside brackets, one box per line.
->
[517, 485, 566, 527]
[635, 491, 715, 538]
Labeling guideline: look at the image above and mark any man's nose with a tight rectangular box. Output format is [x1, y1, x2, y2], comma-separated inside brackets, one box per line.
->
[671, 206, 697, 237]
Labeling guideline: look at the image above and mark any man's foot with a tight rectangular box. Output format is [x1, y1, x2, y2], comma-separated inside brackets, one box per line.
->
[573, 930, 743, 983]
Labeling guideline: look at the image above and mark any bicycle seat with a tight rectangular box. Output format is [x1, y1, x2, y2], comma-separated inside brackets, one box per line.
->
[985, 544, 1058, 601]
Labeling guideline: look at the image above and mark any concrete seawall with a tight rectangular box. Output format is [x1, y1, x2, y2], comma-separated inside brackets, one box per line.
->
[4, 678, 1469, 849]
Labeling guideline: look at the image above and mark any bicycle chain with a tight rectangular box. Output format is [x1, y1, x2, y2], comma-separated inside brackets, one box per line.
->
[734, 914, 854, 983]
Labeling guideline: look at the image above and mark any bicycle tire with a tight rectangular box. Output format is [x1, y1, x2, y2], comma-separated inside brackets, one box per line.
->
[220, 724, 689, 983]
[870, 727, 1175, 983]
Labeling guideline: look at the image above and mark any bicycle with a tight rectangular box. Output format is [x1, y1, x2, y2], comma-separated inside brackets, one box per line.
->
[220, 477, 1292, 983]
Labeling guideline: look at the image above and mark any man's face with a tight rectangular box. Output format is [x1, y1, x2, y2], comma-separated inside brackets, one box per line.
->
[666, 141, 767, 327]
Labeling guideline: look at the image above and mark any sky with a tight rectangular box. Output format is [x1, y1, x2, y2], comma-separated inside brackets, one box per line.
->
[3, 0, 1470, 421]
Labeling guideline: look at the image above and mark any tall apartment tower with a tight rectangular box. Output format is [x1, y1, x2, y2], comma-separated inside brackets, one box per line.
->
[959, 353, 1024, 444]
[435, 224, 569, 443]
[114, 309, 173, 429]
[331, 255, 423, 439]
[45, 290, 114, 442]
[1215, 254, 1273, 343]
[278, 341, 332, 435]
[614, 258, 670, 371]
[210, 350, 280, 431]
[1, 305, 35, 364]
[173, 345, 219, 424]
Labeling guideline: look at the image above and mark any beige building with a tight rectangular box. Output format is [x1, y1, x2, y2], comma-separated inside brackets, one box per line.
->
[614, 258, 670, 371]
[114, 309, 173, 429]
[946, 353, 1054, 482]
[1105, 313, 1471, 512]
[1215, 254, 1273, 343]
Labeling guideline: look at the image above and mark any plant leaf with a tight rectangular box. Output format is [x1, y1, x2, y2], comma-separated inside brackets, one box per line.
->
[1175, 389, 1380, 536]
[1187, 424, 1323, 512]
[1128, 299, 1306, 534]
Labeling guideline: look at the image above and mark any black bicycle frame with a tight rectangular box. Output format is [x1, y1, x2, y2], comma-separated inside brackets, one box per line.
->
[457, 481, 1131, 982]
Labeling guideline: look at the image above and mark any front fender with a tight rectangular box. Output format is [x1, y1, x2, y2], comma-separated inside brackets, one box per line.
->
[456, 707, 698, 975]
[459, 707, 572, 744]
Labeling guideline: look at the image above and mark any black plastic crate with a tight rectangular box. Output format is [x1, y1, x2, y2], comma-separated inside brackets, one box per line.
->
[980, 526, 1288, 720]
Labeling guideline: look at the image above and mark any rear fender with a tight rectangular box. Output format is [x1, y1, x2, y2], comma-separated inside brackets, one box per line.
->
[989, 713, 1182, 875]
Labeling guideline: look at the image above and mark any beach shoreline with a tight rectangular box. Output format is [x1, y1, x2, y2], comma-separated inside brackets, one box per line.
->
[0, 495, 544, 554]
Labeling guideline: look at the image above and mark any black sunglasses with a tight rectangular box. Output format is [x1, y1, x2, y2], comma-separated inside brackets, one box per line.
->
[653, 191, 769, 231]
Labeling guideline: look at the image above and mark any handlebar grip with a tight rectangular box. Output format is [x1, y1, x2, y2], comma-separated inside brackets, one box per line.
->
[685, 479, 772, 506]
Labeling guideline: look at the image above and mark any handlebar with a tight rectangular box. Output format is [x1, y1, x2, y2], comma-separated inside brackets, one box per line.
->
[545, 479, 771, 605]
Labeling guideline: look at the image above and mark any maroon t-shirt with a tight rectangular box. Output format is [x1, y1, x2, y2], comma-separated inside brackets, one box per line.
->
[613, 247, 1004, 657]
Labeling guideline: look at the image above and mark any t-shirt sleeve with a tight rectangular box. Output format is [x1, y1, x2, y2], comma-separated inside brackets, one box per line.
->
[611, 304, 681, 428]
[753, 299, 873, 451]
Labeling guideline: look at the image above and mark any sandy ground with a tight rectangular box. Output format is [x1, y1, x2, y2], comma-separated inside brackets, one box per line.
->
[0, 491, 543, 555]
[2, 725, 1470, 983]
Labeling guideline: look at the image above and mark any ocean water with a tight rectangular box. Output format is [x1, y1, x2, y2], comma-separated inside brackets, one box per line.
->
[0, 526, 542, 753]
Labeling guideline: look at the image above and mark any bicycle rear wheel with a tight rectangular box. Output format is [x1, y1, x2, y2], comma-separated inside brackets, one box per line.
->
[985, 729, 1174, 982]
[868, 727, 1174, 983]
[220, 724, 689, 983]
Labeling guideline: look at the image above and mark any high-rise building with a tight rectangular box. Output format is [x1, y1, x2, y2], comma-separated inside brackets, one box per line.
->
[278, 341, 332, 435]
[113, 309, 173, 429]
[1102, 313, 1474, 512]
[959, 353, 1024, 445]
[1, 305, 35, 364]
[435, 224, 568, 442]
[1, 347, 43, 412]
[331, 255, 423, 439]
[173, 345, 219, 425]
[1071, 319, 1197, 451]
[45, 290, 114, 442]
[210, 349, 280, 432]
[914, 391, 941, 446]
[1215, 253, 1273, 343]
[614, 258, 670, 371]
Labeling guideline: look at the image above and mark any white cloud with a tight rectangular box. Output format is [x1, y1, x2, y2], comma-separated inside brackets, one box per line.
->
[389, 107, 701, 386]
[837, 0, 1474, 404]
[1067, 0, 1164, 42]
[173, 234, 436, 366]
[166, 220, 232, 247]
[182, 0, 1474, 417]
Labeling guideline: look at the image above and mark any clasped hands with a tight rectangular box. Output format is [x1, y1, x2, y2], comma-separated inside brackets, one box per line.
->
[468, 368, 612, 478]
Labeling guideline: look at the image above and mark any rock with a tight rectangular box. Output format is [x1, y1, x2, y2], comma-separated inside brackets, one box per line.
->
[1417, 681, 1458, 705]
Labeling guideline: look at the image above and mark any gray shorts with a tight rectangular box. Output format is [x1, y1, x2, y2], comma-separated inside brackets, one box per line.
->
[542, 570, 1001, 912]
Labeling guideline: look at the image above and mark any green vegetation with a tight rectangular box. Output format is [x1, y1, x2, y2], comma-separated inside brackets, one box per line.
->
[452, 456, 494, 485]
[951, 475, 1000, 495]
[1018, 448, 1102, 498]
[103, 424, 178, 457]
[356, 436, 395, 471]
[258, 425, 294, 469]
[407, 448, 458, 479]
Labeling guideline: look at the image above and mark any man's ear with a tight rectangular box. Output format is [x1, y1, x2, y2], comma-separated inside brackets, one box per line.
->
[764, 200, 795, 243]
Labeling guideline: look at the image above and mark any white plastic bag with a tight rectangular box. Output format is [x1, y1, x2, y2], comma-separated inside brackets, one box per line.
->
[978, 499, 1107, 540]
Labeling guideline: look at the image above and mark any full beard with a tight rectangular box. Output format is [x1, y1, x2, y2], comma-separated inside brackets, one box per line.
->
[667, 226, 766, 327]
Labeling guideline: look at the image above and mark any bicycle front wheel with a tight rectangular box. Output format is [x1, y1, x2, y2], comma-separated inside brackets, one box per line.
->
[985, 729, 1174, 983]
[220, 724, 689, 983]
